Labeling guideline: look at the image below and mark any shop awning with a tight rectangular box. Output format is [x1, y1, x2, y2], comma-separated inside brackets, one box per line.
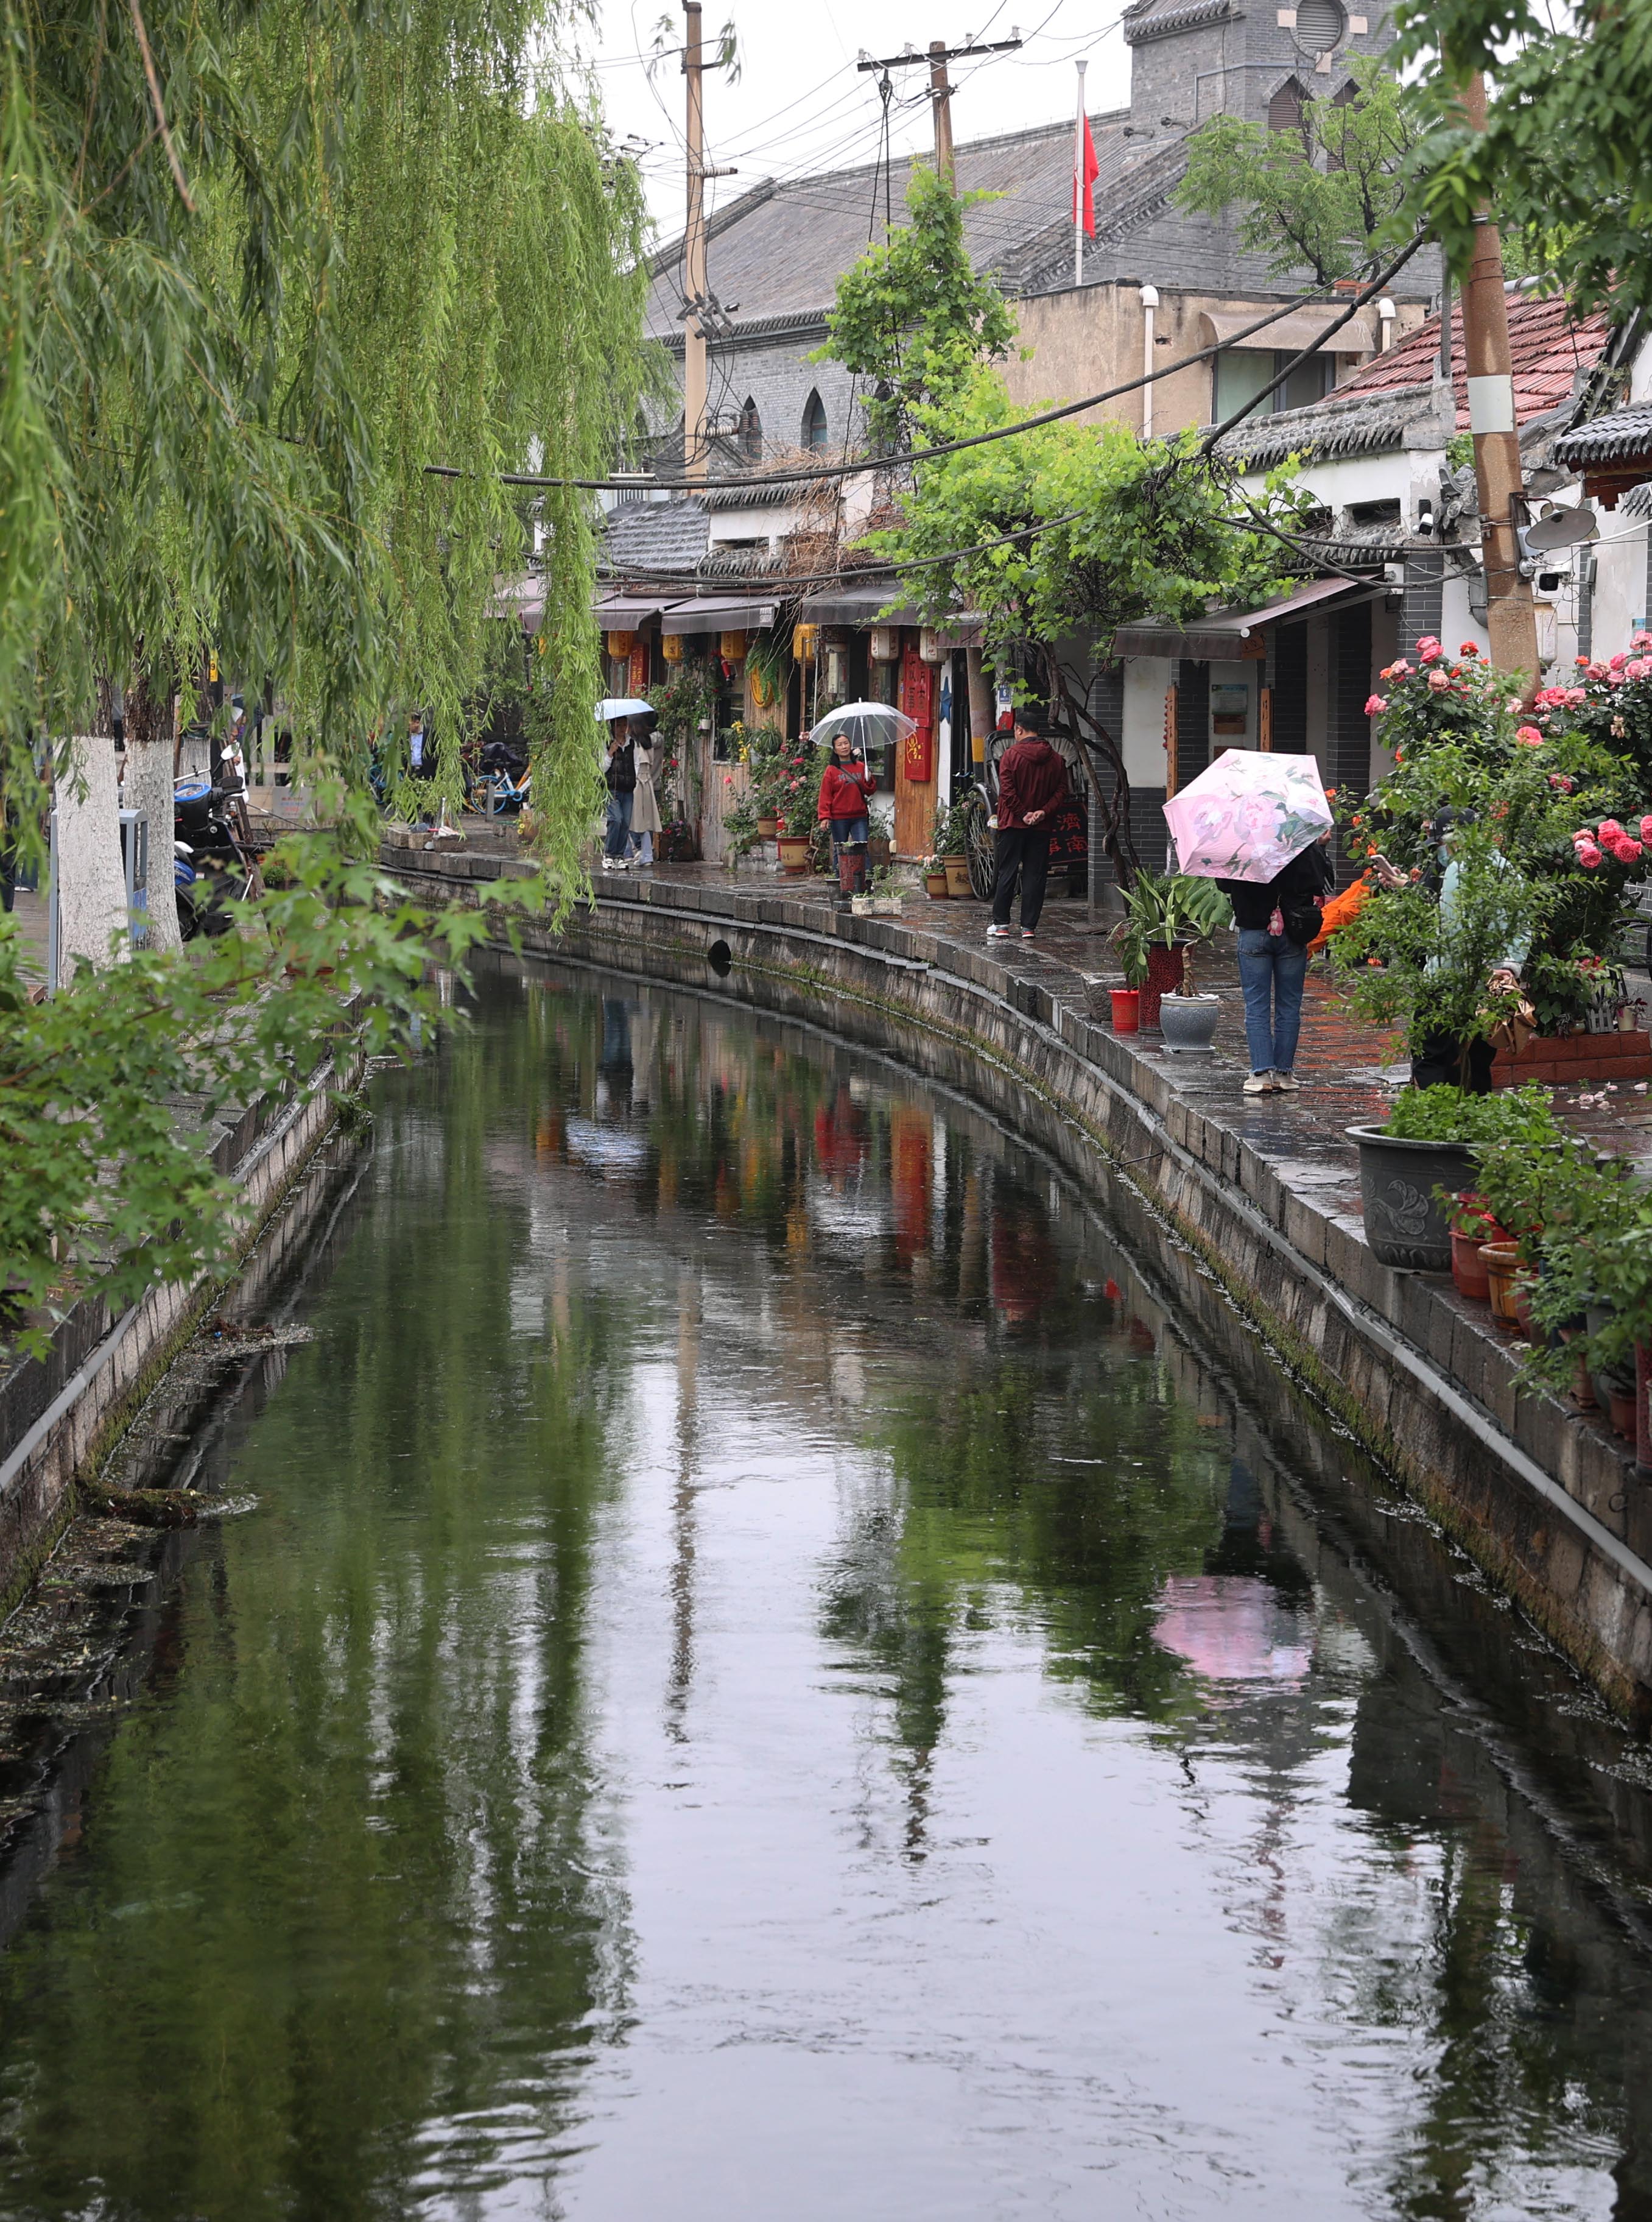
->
[656, 594, 780, 635]
[799, 585, 914, 626]
[1204, 303, 1378, 354]
[1112, 577, 1380, 662]
[594, 593, 678, 624]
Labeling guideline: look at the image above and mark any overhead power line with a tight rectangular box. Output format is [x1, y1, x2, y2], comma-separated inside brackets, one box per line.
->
[424, 233, 1425, 498]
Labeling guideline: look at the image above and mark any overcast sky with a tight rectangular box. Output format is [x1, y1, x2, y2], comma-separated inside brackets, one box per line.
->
[573, 2, 1133, 236]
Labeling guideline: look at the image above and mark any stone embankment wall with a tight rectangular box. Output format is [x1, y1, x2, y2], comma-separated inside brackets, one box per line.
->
[0, 1052, 360, 1607]
[389, 844, 1652, 1727]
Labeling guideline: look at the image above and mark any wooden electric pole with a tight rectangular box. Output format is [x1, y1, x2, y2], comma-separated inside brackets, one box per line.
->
[858, 34, 1023, 187]
[682, 3, 708, 484]
[1458, 72, 1540, 682]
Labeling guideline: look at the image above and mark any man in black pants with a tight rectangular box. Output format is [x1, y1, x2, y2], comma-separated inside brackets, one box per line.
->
[988, 709, 1069, 942]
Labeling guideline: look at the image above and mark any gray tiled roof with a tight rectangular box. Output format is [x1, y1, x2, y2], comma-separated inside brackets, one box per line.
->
[603, 498, 710, 571]
[1216, 379, 1453, 470]
[1555, 404, 1652, 465]
[646, 110, 1156, 340]
[1122, 0, 1239, 42]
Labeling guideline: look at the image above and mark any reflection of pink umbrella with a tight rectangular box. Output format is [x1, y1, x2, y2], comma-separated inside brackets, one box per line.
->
[1154, 1575, 1311, 1683]
[1163, 750, 1332, 883]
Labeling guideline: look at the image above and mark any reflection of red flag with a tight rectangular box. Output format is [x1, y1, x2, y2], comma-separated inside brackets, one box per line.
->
[1073, 113, 1098, 238]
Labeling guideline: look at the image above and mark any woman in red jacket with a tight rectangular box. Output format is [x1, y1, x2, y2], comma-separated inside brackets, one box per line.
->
[817, 732, 876, 880]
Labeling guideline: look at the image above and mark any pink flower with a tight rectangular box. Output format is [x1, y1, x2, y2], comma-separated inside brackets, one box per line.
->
[1640, 814, 1652, 842]
[1564, 688, 1588, 707]
[1609, 669, 1627, 686]
[1419, 642, 1444, 665]
[1534, 686, 1569, 708]
[1628, 659, 1652, 682]
[1416, 636, 1442, 656]
[1635, 631, 1652, 650]
[1427, 669, 1451, 691]
[1600, 820, 1624, 838]
[1576, 841, 1604, 869]
[1616, 838, 1645, 862]
[1515, 725, 1544, 746]
[1610, 653, 1629, 671]
[1364, 694, 1388, 717]
[1589, 661, 1610, 681]
[1390, 659, 1412, 678]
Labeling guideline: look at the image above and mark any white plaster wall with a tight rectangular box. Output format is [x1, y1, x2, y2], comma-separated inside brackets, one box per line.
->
[1239, 443, 1444, 531]
[1122, 657, 1174, 784]
[1439, 573, 1489, 660]
[1591, 520, 1652, 658]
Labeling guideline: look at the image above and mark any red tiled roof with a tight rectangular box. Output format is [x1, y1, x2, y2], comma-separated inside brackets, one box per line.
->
[1335, 289, 1611, 428]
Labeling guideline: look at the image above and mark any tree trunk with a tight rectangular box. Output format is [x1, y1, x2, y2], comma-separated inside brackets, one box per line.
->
[123, 736, 182, 953]
[54, 736, 131, 985]
[122, 672, 181, 953]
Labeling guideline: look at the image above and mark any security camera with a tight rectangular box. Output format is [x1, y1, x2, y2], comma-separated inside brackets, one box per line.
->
[1415, 498, 1435, 537]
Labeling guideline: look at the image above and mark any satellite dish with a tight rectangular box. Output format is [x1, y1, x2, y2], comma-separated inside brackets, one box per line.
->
[1524, 507, 1598, 551]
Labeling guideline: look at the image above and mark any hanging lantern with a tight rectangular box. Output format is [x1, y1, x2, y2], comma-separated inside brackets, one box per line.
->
[661, 633, 686, 664]
[918, 627, 946, 664]
[606, 629, 635, 658]
[870, 625, 900, 664]
[720, 629, 748, 661]
[792, 623, 819, 663]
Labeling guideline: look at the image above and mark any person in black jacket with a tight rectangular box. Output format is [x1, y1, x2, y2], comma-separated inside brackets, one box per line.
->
[1217, 834, 1335, 1095]
[602, 720, 637, 872]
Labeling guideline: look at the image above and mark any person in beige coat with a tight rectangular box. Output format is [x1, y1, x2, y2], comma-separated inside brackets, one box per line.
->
[629, 719, 663, 867]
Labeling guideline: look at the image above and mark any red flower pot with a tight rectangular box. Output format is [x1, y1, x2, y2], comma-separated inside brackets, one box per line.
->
[1611, 1386, 1637, 1441]
[1450, 1229, 1492, 1302]
[1140, 943, 1186, 1031]
[1111, 988, 1141, 1033]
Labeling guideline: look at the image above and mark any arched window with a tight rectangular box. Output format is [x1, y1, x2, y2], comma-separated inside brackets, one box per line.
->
[739, 395, 762, 462]
[1268, 75, 1308, 134]
[801, 389, 828, 453]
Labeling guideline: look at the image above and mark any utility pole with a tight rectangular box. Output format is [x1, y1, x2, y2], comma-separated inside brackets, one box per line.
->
[682, 3, 708, 485]
[858, 34, 1024, 186]
[1458, 72, 1540, 682]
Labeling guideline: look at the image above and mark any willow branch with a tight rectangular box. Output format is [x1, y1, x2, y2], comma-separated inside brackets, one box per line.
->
[127, 0, 195, 212]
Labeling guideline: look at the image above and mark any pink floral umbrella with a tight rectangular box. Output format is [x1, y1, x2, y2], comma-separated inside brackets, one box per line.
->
[1162, 749, 1333, 883]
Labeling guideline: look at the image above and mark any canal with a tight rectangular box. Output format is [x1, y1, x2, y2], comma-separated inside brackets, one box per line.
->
[2, 961, 1652, 2219]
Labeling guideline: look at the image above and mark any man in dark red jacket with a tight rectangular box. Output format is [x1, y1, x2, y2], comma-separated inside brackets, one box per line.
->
[989, 708, 1069, 939]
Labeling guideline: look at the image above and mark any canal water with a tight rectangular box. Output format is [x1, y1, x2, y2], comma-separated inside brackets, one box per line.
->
[2, 963, 1651, 2220]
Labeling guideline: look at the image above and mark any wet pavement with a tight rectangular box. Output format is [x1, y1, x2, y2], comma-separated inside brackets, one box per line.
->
[3, 965, 1652, 2216]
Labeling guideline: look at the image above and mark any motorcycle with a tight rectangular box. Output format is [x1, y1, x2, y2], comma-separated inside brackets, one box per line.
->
[174, 777, 256, 939]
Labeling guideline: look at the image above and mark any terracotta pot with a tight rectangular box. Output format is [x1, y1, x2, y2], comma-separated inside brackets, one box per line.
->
[1111, 987, 1141, 1033]
[756, 815, 778, 839]
[1513, 1274, 1538, 1342]
[776, 833, 812, 876]
[1450, 1228, 1492, 1302]
[1139, 942, 1186, 1031]
[944, 856, 974, 899]
[924, 872, 949, 899]
[1611, 1386, 1637, 1441]
[1480, 1241, 1522, 1330]
[1573, 1354, 1597, 1411]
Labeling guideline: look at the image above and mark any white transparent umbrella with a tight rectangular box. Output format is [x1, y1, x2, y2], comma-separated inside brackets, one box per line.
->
[809, 701, 916, 753]
[596, 697, 655, 721]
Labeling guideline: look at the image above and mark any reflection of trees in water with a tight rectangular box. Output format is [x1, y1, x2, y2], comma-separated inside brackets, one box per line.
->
[0, 992, 639, 2217]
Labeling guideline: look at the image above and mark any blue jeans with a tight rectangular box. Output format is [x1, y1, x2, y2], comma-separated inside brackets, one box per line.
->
[604, 790, 633, 858]
[1237, 928, 1307, 1074]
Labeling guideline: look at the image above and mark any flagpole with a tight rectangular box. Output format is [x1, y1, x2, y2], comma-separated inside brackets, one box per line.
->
[1074, 59, 1088, 289]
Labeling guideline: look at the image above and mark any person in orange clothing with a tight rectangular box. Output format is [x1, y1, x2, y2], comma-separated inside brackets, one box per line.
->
[1309, 873, 1371, 955]
[817, 732, 876, 888]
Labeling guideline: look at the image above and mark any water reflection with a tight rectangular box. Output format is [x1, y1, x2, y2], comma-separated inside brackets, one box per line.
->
[0, 964, 1647, 2217]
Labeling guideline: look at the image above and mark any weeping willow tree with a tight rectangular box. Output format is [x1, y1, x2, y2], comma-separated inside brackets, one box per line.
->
[1, 0, 651, 892]
[0, 0, 652, 1336]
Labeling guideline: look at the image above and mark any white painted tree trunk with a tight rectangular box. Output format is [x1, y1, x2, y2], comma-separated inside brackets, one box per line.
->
[122, 737, 182, 954]
[54, 735, 132, 986]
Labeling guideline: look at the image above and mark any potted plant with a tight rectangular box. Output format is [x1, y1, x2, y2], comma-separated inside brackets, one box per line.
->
[1345, 1084, 1562, 1273]
[1112, 872, 1230, 1034]
[868, 802, 894, 872]
[922, 854, 949, 899]
[775, 819, 812, 875]
[722, 791, 759, 866]
[924, 806, 952, 898]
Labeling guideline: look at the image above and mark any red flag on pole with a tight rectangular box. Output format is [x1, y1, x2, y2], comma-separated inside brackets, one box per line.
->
[1073, 111, 1098, 238]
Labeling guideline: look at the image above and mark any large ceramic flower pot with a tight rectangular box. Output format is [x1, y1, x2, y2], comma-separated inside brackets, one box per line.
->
[924, 872, 949, 899]
[1158, 992, 1220, 1054]
[776, 834, 812, 876]
[1139, 943, 1186, 1030]
[944, 857, 974, 899]
[1346, 1126, 1478, 1272]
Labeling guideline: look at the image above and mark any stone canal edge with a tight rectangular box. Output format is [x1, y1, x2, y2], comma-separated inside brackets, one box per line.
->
[392, 845, 1652, 1729]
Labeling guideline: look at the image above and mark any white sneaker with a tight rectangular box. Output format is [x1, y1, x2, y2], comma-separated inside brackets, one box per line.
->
[1243, 1072, 1275, 1095]
[986, 923, 1013, 939]
[1273, 1071, 1301, 1092]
